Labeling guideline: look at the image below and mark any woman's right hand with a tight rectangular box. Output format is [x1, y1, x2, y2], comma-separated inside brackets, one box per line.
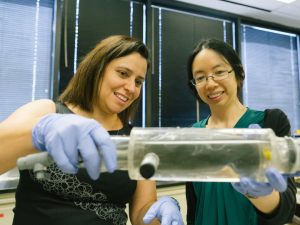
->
[32, 113, 117, 180]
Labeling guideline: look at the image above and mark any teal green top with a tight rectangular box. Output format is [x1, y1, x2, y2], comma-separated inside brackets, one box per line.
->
[192, 108, 265, 225]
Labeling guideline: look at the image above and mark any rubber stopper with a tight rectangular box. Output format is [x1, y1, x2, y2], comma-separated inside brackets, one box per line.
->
[140, 163, 155, 179]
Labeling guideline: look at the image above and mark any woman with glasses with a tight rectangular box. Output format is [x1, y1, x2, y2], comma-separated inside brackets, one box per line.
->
[186, 38, 296, 225]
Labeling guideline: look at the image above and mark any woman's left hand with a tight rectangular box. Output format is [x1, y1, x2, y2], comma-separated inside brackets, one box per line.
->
[143, 196, 184, 225]
[231, 167, 287, 197]
[232, 123, 287, 198]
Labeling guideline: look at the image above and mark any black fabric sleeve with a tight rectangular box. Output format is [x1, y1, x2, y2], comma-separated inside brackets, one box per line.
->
[255, 108, 297, 225]
[256, 177, 296, 225]
[262, 109, 291, 137]
[186, 182, 197, 225]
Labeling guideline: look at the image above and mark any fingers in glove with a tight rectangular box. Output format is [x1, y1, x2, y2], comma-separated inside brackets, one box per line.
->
[266, 168, 287, 192]
[171, 220, 179, 225]
[161, 214, 172, 225]
[61, 128, 80, 167]
[248, 124, 261, 129]
[239, 178, 259, 196]
[240, 178, 258, 190]
[78, 136, 101, 180]
[240, 178, 272, 197]
[143, 212, 155, 224]
[47, 135, 78, 174]
[143, 202, 160, 224]
[231, 182, 247, 195]
[90, 127, 117, 173]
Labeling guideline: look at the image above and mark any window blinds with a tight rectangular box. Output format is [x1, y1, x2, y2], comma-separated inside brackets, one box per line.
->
[151, 6, 234, 127]
[0, 0, 54, 122]
[241, 25, 300, 132]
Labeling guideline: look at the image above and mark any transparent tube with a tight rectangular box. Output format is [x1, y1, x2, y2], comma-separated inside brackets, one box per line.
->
[100, 136, 129, 172]
[17, 127, 300, 182]
[124, 127, 300, 182]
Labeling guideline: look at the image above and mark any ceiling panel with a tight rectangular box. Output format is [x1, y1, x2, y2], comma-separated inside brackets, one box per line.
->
[223, 0, 285, 10]
[291, 0, 300, 7]
[275, 4, 300, 18]
[176, 0, 300, 29]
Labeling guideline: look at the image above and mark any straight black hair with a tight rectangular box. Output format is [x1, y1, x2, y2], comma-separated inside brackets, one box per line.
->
[187, 38, 245, 102]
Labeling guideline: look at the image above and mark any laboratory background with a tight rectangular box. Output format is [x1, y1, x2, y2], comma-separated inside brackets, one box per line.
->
[0, 0, 300, 224]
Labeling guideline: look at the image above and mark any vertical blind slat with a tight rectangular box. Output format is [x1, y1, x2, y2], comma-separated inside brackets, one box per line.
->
[0, 0, 54, 122]
[242, 26, 300, 132]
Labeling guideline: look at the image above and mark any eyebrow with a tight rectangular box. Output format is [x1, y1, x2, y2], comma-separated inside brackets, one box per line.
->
[116, 66, 145, 80]
[193, 63, 227, 75]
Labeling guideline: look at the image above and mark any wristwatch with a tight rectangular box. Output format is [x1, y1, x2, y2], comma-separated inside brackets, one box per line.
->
[244, 193, 258, 199]
[171, 197, 181, 211]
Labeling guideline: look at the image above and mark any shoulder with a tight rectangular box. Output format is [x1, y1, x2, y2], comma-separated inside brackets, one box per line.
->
[192, 121, 203, 128]
[245, 108, 265, 120]
[192, 118, 208, 128]
[22, 99, 56, 116]
[54, 101, 74, 114]
[2, 99, 56, 124]
[264, 108, 290, 126]
[248, 108, 264, 115]
[263, 108, 291, 137]
[243, 108, 265, 127]
[264, 109, 288, 120]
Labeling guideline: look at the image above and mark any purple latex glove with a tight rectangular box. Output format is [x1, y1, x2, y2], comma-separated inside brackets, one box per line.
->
[143, 196, 184, 225]
[32, 113, 117, 180]
[231, 167, 287, 197]
[231, 124, 287, 197]
[248, 124, 261, 129]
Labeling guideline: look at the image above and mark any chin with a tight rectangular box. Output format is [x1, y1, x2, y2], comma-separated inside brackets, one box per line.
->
[110, 106, 126, 115]
[111, 109, 123, 115]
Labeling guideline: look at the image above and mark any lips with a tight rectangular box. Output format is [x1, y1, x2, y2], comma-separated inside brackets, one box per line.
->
[114, 92, 128, 102]
[208, 91, 224, 99]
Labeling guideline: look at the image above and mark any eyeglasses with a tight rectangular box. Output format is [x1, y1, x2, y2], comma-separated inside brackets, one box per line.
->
[190, 69, 233, 86]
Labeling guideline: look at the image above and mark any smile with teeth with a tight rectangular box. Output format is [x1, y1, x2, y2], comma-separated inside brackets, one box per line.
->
[208, 91, 224, 99]
[114, 93, 128, 101]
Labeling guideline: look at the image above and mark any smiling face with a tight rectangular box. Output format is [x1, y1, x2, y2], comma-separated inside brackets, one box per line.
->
[192, 48, 238, 109]
[97, 52, 147, 115]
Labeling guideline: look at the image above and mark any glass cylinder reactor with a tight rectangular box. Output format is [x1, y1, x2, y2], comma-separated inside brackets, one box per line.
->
[17, 127, 300, 182]
[125, 127, 300, 182]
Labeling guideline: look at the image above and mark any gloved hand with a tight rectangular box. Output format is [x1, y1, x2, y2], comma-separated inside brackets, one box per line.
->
[32, 113, 117, 180]
[248, 124, 261, 129]
[231, 123, 287, 197]
[231, 167, 287, 197]
[143, 196, 184, 225]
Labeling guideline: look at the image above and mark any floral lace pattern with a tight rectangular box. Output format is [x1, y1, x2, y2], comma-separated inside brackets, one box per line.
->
[30, 164, 127, 225]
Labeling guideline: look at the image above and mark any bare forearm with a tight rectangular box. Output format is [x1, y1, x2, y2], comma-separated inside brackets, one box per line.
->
[132, 201, 160, 225]
[249, 190, 280, 214]
[0, 118, 41, 174]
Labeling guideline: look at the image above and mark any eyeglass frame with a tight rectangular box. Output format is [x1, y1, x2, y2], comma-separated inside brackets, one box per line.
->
[190, 69, 234, 86]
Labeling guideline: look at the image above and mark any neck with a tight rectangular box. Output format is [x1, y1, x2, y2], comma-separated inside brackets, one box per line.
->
[207, 99, 247, 128]
[66, 103, 123, 131]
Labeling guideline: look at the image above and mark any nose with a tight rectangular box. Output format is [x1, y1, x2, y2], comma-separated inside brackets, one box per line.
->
[205, 76, 218, 89]
[124, 78, 136, 93]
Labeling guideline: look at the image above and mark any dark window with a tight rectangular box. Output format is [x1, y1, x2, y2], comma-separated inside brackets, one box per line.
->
[59, 0, 145, 126]
[151, 6, 234, 127]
